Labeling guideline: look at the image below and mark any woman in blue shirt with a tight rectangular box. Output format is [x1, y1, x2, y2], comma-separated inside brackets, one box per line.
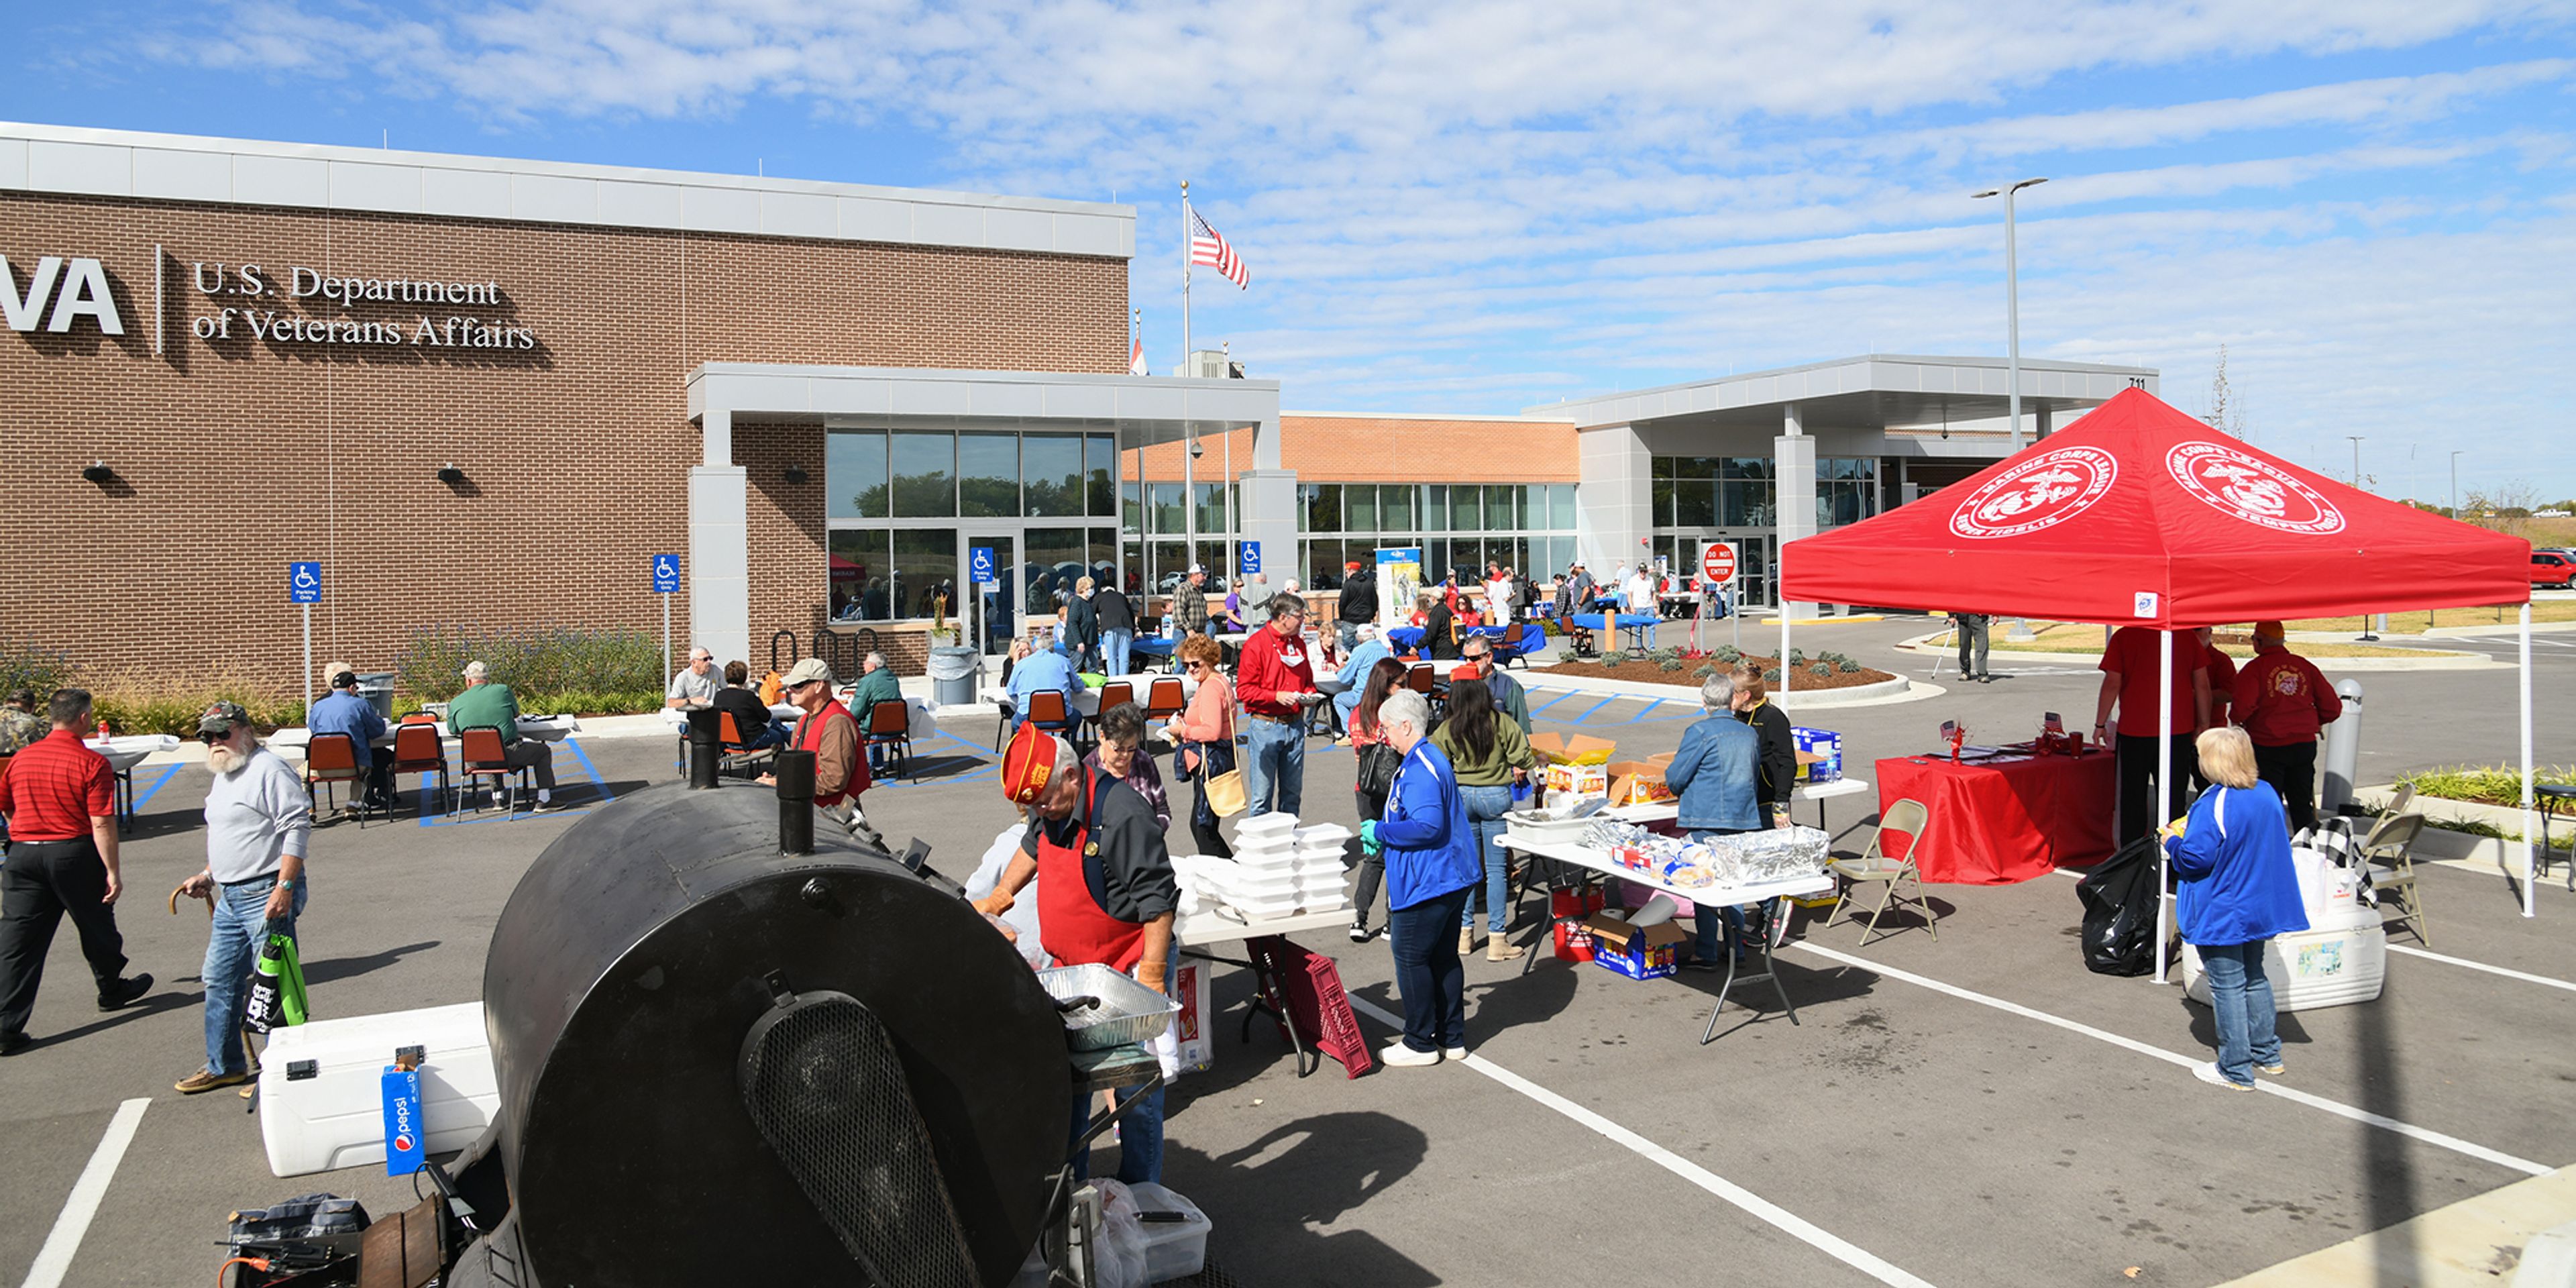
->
[1358, 689, 1482, 1067]
[2165, 727, 2308, 1090]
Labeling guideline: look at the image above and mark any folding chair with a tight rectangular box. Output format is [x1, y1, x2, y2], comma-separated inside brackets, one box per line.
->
[718, 711, 778, 780]
[2357, 812, 2430, 945]
[458, 727, 529, 816]
[302, 733, 383, 826]
[1024, 690, 1077, 744]
[1826, 798, 1937, 947]
[863, 700, 912, 782]
[387, 722, 453, 820]
[1143, 677, 1186, 722]
[399, 711, 438, 725]
[1499, 622, 1546, 669]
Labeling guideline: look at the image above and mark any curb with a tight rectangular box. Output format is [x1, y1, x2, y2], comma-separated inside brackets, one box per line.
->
[1757, 614, 1887, 626]
[1524, 667, 1939, 710]
[1890, 632, 2502, 672]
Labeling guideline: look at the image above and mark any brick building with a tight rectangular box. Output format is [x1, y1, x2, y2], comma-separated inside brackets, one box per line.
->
[3, 121, 2159, 696]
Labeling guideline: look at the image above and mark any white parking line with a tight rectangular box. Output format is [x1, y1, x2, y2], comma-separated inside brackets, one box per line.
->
[23, 1097, 150, 1288]
[1786, 942, 2550, 1177]
[2386, 943, 2576, 993]
[1343, 994, 1935, 1287]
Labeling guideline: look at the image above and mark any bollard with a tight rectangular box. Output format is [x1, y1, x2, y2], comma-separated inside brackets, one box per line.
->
[773, 749, 816, 856]
[2319, 678, 2364, 818]
[685, 708, 722, 790]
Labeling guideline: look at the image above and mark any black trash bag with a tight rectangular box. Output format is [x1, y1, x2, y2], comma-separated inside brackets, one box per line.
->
[2076, 837, 2163, 976]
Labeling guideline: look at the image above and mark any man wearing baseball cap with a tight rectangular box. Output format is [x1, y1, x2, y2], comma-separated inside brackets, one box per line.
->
[307, 669, 392, 816]
[447, 661, 561, 812]
[760, 658, 882, 850]
[2231, 621, 2343, 833]
[975, 723, 1177, 1185]
[1171, 565, 1211, 638]
[174, 700, 308, 1093]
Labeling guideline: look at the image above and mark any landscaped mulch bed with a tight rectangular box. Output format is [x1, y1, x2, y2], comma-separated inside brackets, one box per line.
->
[1535, 651, 1894, 690]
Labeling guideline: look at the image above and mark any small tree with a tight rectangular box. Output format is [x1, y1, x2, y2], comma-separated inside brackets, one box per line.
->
[2204, 344, 2248, 440]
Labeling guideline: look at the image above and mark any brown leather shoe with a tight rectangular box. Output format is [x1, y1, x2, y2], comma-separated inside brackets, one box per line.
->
[174, 1068, 253, 1095]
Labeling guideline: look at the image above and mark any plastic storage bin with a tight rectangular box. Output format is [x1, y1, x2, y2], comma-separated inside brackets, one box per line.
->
[1128, 1181, 1212, 1282]
[2180, 845, 2387, 1012]
[258, 1002, 498, 1177]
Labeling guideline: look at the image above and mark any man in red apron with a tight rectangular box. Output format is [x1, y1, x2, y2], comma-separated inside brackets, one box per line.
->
[975, 723, 1178, 1185]
[759, 658, 881, 850]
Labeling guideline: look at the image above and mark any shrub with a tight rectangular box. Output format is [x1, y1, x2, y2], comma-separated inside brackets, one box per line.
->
[1715, 646, 1741, 663]
[1601, 650, 1631, 666]
[2397, 765, 2576, 807]
[1810, 661, 1833, 678]
[1762, 666, 1782, 684]
[1788, 647, 1806, 663]
[1837, 658, 1862, 674]
[396, 626, 664, 709]
[0, 640, 74, 702]
[1658, 657, 1685, 672]
[1693, 662, 1718, 679]
[88, 685, 305, 737]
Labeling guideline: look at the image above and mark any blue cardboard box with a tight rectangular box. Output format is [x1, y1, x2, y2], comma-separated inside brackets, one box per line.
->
[1791, 727, 1842, 783]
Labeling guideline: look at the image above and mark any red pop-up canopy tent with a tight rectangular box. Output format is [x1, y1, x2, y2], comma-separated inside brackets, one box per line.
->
[1780, 388, 2542, 943]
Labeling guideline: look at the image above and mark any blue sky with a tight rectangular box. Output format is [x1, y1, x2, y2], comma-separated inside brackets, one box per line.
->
[9, 1, 2574, 498]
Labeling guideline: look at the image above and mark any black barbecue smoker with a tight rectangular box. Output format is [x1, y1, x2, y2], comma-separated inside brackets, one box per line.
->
[429, 739, 1152, 1288]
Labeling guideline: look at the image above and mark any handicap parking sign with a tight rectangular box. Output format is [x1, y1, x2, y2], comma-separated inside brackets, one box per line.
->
[970, 546, 998, 588]
[1240, 541, 1261, 576]
[651, 554, 680, 594]
[289, 561, 321, 604]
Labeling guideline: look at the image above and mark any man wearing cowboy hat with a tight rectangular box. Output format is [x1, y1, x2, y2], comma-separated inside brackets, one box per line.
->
[975, 724, 1178, 1185]
[760, 658, 883, 851]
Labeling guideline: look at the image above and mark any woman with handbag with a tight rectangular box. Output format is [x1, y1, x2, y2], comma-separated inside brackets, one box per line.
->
[1164, 633, 1238, 859]
[1433, 673, 1538, 960]
[1346, 657, 1410, 943]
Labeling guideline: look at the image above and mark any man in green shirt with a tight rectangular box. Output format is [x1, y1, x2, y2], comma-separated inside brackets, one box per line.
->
[846, 651, 903, 771]
[447, 661, 560, 811]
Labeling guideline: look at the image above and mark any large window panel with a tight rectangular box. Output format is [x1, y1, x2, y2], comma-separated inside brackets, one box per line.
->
[828, 529, 892, 621]
[1344, 484, 1377, 533]
[1483, 484, 1517, 531]
[1546, 537, 1574, 580]
[1421, 485, 1446, 533]
[827, 430, 890, 520]
[1025, 527, 1087, 623]
[957, 432, 1018, 519]
[1194, 482, 1228, 537]
[1450, 484, 1481, 532]
[1304, 483, 1342, 533]
[1548, 484, 1575, 530]
[1147, 483, 1185, 537]
[1024, 435, 1085, 517]
[1381, 484, 1416, 532]
[1120, 482, 1143, 537]
[890, 431, 956, 518]
[1651, 457, 1674, 528]
[1089, 529, 1121, 595]
[888, 528, 957, 620]
[1085, 435, 1118, 517]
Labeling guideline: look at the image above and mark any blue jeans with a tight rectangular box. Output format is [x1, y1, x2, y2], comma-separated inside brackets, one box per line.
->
[1242, 715, 1305, 817]
[1068, 1082, 1164, 1185]
[1458, 785, 1515, 932]
[747, 720, 789, 751]
[1684, 829, 1751, 960]
[1336, 621, 1358, 651]
[204, 873, 307, 1077]
[1332, 686, 1363, 731]
[1102, 629, 1133, 679]
[1389, 885, 1472, 1052]
[2199, 941, 2279, 1087]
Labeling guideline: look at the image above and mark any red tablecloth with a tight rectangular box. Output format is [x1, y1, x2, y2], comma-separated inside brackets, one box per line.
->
[1874, 751, 2118, 884]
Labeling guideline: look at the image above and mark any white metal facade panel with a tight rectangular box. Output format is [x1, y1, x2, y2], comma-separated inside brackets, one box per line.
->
[761, 191, 836, 239]
[328, 161, 421, 215]
[419, 166, 511, 219]
[510, 172, 596, 225]
[597, 180, 684, 229]
[0, 138, 26, 189]
[910, 202, 986, 248]
[28, 140, 129, 197]
[231, 154, 330, 207]
[130, 147, 232, 203]
[985, 207, 1053, 252]
[682, 184, 767, 235]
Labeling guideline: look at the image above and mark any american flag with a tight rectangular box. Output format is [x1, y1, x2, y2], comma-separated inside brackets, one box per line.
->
[1189, 209, 1249, 289]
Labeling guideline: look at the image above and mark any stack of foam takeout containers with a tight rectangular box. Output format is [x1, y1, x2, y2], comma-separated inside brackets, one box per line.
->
[1187, 814, 1352, 921]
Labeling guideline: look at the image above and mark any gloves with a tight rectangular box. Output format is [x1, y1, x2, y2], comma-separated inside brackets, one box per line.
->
[1134, 959, 1169, 994]
[971, 890, 1014, 919]
[1359, 819, 1381, 855]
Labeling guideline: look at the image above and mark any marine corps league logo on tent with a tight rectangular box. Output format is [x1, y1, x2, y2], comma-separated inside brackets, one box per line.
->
[2166, 442, 2346, 535]
[1948, 445, 2118, 539]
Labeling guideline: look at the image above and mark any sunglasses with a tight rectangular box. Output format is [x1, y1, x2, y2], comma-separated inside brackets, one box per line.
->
[198, 728, 235, 744]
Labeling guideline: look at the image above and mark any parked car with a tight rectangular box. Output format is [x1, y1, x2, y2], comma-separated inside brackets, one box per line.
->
[2531, 552, 2576, 588]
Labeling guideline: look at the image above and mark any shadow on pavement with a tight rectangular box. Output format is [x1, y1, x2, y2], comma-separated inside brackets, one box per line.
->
[1152, 1112, 1442, 1288]
[301, 940, 441, 987]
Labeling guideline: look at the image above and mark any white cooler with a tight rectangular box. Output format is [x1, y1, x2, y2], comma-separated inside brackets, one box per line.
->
[258, 1002, 499, 1177]
[2182, 845, 2387, 1012]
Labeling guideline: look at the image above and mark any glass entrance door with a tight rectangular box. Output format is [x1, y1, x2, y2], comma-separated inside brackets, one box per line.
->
[961, 531, 1020, 657]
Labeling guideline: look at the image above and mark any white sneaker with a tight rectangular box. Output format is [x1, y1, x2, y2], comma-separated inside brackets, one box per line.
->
[2192, 1062, 2254, 1092]
[1379, 1042, 1441, 1068]
[1442, 1045, 1468, 1062]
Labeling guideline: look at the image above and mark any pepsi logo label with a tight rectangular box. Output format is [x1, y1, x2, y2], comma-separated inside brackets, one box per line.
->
[1949, 446, 2120, 539]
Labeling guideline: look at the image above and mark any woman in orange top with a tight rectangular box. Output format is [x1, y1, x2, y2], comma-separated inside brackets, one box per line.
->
[1165, 633, 1236, 859]
[1346, 657, 1409, 941]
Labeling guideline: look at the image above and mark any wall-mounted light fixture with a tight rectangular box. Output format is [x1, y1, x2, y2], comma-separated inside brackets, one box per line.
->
[80, 460, 114, 484]
[784, 464, 810, 485]
[437, 463, 466, 485]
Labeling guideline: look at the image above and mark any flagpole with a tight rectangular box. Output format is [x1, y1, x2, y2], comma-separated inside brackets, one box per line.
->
[1181, 180, 1196, 577]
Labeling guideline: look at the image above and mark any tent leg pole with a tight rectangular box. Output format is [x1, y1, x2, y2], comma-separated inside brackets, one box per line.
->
[2153, 629, 2175, 984]
[1781, 606, 1792, 698]
[2522, 604, 2536, 920]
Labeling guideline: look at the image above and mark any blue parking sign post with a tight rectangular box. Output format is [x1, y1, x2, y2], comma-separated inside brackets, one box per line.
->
[290, 562, 322, 714]
[1239, 541, 1261, 578]
[652, 555, 680, 680]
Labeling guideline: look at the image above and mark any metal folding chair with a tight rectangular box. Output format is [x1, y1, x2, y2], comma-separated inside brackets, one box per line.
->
[1826, 798, 1937, 946]
[387, 722, 453, 819]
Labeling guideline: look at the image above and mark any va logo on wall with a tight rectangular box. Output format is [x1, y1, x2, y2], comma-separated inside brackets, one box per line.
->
[2166, 442, 2345, 535]
[1, 254, 125, 335]
[1948, 445, 2119, 539]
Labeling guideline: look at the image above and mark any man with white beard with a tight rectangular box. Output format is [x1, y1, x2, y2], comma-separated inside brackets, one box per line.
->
[172, 701, 309, 1095]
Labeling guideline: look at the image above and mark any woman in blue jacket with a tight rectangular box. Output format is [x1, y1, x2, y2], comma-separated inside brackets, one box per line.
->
[1359, 689, 1483, 1067]
[2165, 727, 2308, 1091]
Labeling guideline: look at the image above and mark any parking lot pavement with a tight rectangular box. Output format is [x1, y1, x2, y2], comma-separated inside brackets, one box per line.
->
[5, 644, 2570, 1286]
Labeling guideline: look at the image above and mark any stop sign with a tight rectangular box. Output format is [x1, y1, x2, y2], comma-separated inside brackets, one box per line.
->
[1701, 543, 1737, 583]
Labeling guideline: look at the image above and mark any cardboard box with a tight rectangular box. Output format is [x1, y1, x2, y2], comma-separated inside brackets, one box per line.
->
[1551, 888, 1607, 961]
[1582, 913, 1685, 980]
[1529, 731, 1617, 766]
[1791, 727, 1843, 783]
[1544, 761, 1609, 800]
[1603, 763, 1674, 806]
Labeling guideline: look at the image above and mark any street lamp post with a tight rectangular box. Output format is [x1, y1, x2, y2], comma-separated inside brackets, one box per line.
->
[1972, 177, 2048, 453]
[1974, 177, 2047, 644]
[2451, 449, 2465, 520]
[2347, 435, 2365, 488]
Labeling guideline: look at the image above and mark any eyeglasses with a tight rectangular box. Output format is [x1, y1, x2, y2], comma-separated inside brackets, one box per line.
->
[198, 729, 234, 744]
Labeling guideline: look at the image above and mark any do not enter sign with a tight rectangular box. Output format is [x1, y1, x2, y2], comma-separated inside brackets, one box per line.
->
[1701, 543, 1738, 584]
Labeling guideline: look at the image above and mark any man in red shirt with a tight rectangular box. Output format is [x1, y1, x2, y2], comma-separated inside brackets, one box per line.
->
[2094, 627, 2212, 847]
[2231, 621, 2344, 833]
[1236, 596, 1328, 817]
[2192, 626, 2240, 791]
[0, 689, 153, 1055]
